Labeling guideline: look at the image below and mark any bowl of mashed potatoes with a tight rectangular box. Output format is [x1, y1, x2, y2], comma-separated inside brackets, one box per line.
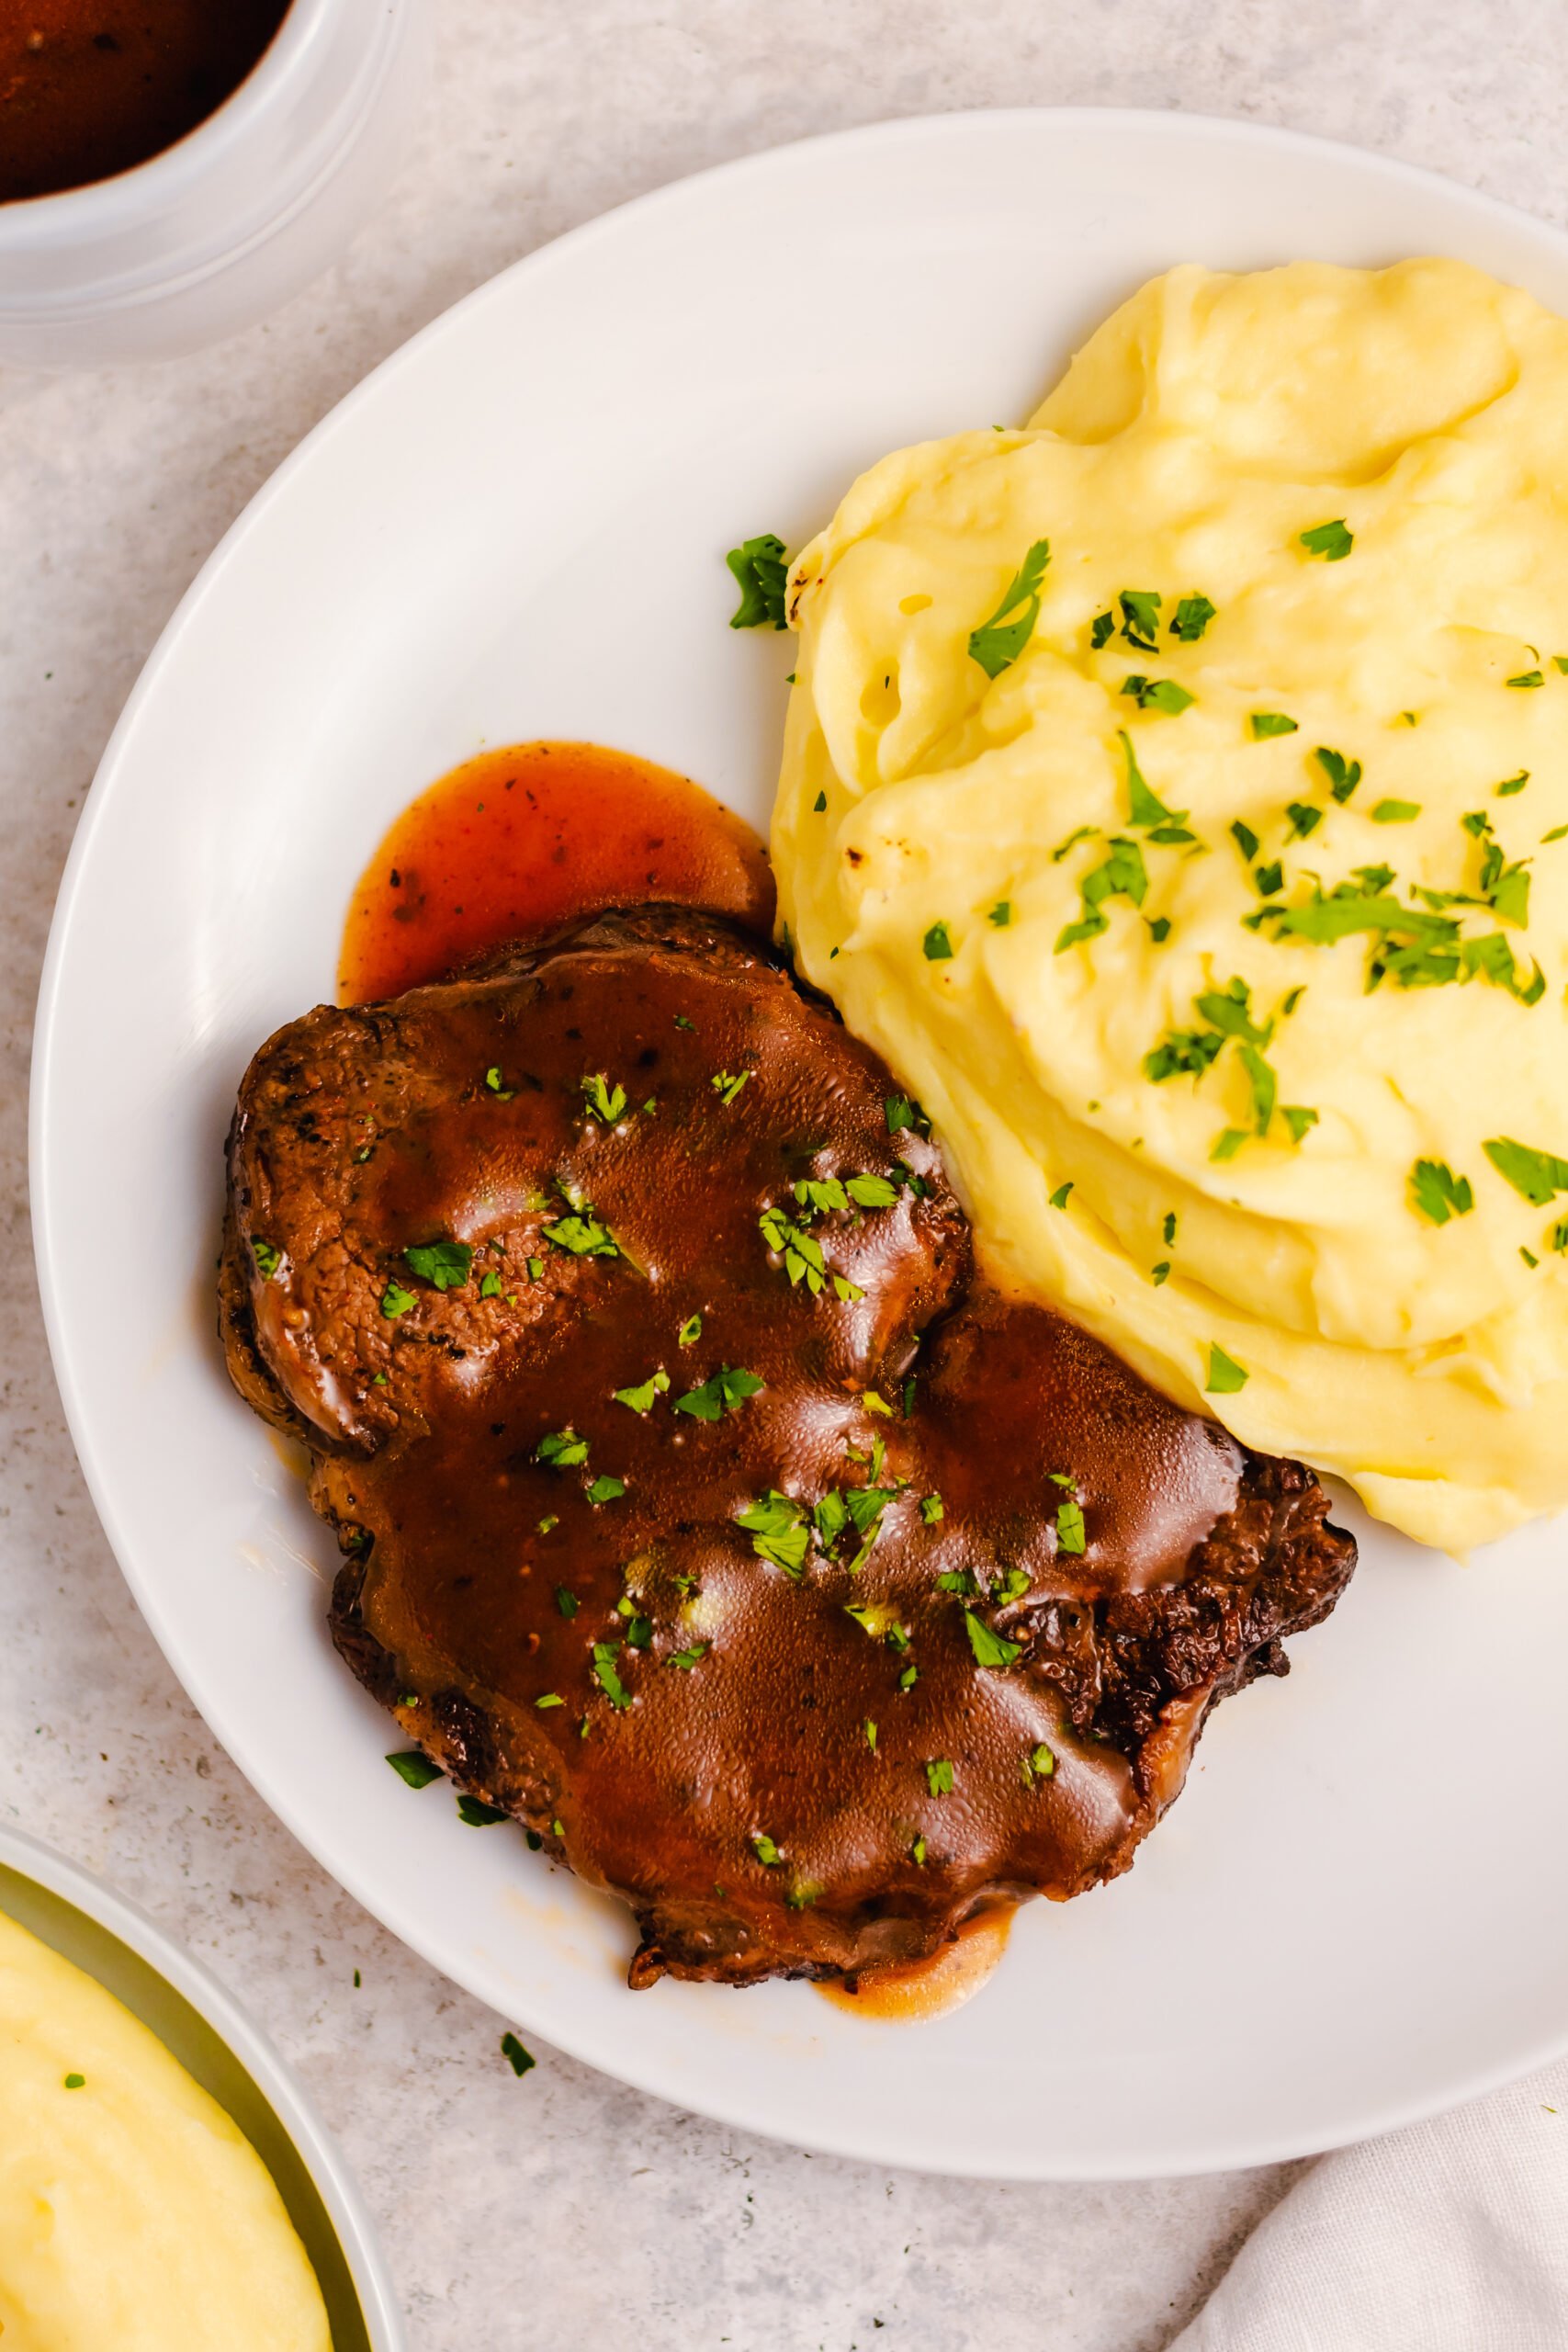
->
[774, 256, 1568, 1558]
[0, 1821, 401, 2351]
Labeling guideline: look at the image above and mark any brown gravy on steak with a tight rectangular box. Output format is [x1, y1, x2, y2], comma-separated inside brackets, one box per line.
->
[249, 751, 1354, 2005]
[339, 742, 775, 1003]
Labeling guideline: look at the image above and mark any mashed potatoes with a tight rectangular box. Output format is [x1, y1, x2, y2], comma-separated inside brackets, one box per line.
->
[773, 259, 1568, 1554]
[0, 1909, 331, 2351]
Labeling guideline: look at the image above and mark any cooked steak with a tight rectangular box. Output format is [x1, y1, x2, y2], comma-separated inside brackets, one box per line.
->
[220, 907, 1355, 1987]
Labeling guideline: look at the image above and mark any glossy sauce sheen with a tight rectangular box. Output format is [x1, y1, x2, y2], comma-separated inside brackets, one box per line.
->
[0, 0, 291, 202]
[339, 742, 776, 1004]
[818, 1905, 1015, 2020]
[225, 869, 1354, 1989]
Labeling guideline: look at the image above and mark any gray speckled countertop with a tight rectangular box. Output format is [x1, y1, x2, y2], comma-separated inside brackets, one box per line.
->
[3, 6, 1562, 2346]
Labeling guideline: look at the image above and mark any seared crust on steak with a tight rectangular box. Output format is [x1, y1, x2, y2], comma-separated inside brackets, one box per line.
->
[221, 908, 1355, 1985]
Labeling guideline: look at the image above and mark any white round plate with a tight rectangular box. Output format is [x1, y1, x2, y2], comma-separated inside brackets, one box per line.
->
[33, 109, 1568, 2179]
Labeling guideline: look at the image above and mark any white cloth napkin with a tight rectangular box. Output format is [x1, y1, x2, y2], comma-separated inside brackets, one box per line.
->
[1171, 2059, 1568, 2350]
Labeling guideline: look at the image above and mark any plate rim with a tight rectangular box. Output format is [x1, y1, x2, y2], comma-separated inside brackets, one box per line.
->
[31, 104, 1568, 2179]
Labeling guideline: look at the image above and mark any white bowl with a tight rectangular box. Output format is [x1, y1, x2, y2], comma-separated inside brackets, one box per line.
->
[0, 0, 430, 368]
[0, 1821, 403, 2351]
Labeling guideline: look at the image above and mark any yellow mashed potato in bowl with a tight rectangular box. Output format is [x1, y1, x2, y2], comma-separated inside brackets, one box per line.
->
[0, 1909, 331, 2352]
[773, 258, 1568, 1554]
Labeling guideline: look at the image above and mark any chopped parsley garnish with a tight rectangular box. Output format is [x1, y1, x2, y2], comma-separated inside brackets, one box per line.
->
[1118, 589, 1161, 650]
[1282, 1106, 1319, 1144]
[1052, 824, 1097, 863]
[920, 1492, 943, 1524]
[527, 1256, 543, 1280]
[864, 1718, 878, 1750]
[922, 921, 954, 961]
[479, 1270, 503, 1298]
[673, 1012, 695, 1031]
[911, 1836, 928, 1864]
[726, 533, 790, 629]
[1238, 1041, 1276, 1134]
[925, 1758, 954, 1797]
[386, 1750, 441, 1790]
[678, 1312, 702, 1345]
[899, 1664, 919, 1692]
[536, 1428, 588, 1468]
[1314, 747, 1361, 802]
[1152, 1261, 1170, 1284]
[1055, 833, 1149, 953]
[1255, 860, 1284, 898]
[673, 1364, 765, 1420]
[1498, 771, 1530, 797]
[484, 1065, 514, 1099]
[1255, 870, 1544, 1003]
[1483, 1137, 1568, 1206]
[581, 1073, 626, 1124]
[1048, 1181, 1074, 1209]
[1205, 1345, 1249, 1395]
[885, 1094, 931, 1136]
[586, 1475, 625, 1505]
[592, 1642, 632, 1712]
[1506, 670, 1544, 689]
[1122, 674, 1194, 715]
[1144, 1026, 1224, 1082]
[64, 2072, 85, 2089]
[379, 1280, 415, 1319]
[711, 1069, 752, 1104]
[964, 1610, 1021, 1668]
[251, 1238, 281, 1281]
[542, 1210, 619, 1258]
[405, 1239, 472, 1291]
[751, 1832, 783, 1866]
[613, 1370, 670, 1413]
[457, 1794, 508, 1826]
[1055, 1498, 1087, 1554]
[1410, 1159, 1473, 1225]
[1371, 798, 1420, 824]
[1024, 1743, 1056, 1781]
[1090, 610, 1115, 649]
[737, 1491, 812, 1577]
[537, 1514, 558, 1534]
[501, 2032, 536, 2078]
[1170, 594, 1216, 642]
[1285, 802, 1322, 840]
[1551, 1219, 1568, 1254]
[1148, 915, 1172, 943]
[813, 790, 827, 811]
[967, 539, 1052, 679]
[1492, 865, 1531, 928]
[1120, 730, 1193, 840]
[535, 1692, 564, 1710]
[1299, 518, 1353, 560]
[666, 1644, 707, 1670]
[759, 1204, 828, 1291]
[555, 1586, 578, 1618]
[1250, 712, 1299, 739]
[988, 899, 1012, 927]
[1231, 820, 1260, 862]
